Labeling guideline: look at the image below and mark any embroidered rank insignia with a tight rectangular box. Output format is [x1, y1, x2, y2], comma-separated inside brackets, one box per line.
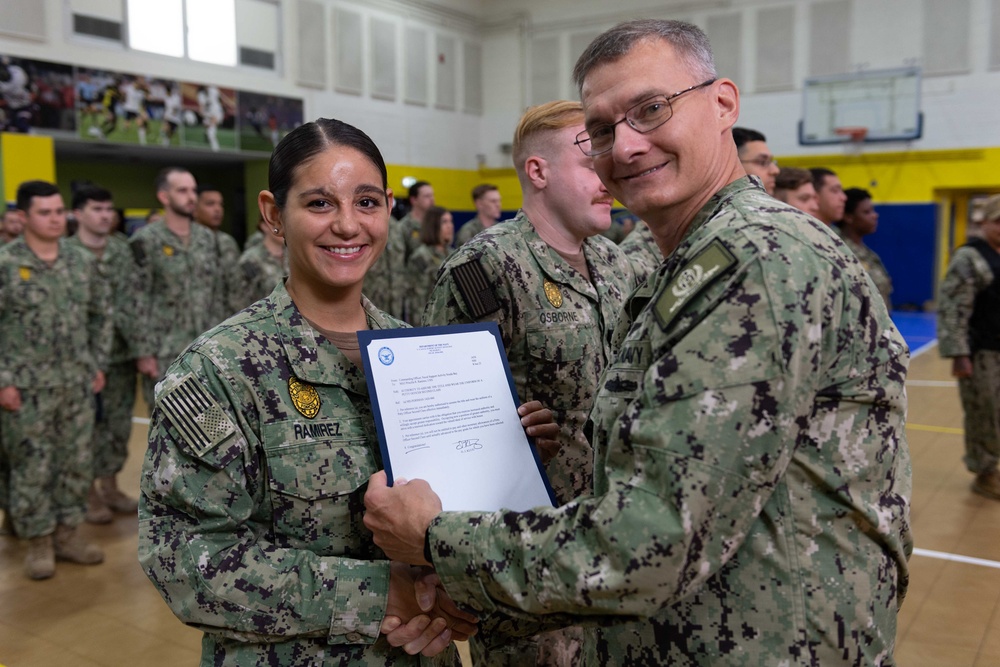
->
[19, 266, 31, 281]
[653, 239, 737, 331]
[543, 280, 563, 308]
[289, 376, 320, 418]
[163, 244, 174, 256]
[452, 259, 501, 318]
[159, 375, 237, 456]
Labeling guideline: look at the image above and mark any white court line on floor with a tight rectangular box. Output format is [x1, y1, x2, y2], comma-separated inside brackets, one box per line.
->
[909, 339, 937, 359]
[906, 380, 957, 387]
[913, 547, 1000, 570]
[132, 417, 151, 425]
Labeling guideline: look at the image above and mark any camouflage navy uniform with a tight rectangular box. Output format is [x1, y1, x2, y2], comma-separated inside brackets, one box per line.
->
[139, 282, 456, 667]
[366, 217, 410, 321]
[405, 245, 452, 327]
[424, 210, 634, 505]
[937, 237, 1000, 476]
[237, 241, 286, 309]
[68, 233, 141, 480]
[207, 228, 245, 325]
[618, 220, 661, 287]
[455, 217, 487, 248]
[0, 238, 111, 538]
[835, 227, 894, 309]
[128, 221, 223, 405]
[424, 211, 634, 667]
[425, 178, 913, 666]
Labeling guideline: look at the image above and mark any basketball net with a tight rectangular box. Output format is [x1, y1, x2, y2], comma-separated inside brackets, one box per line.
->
[834, 126, 868, 156]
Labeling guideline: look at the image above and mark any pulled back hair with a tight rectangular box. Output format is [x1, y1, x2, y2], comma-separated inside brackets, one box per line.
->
[420, 206, 449, 245]
[268, 118, 388, 210]
[572, 19, 716, 94]
[843, 187, 872, 217]
[16, 180, 60, 212]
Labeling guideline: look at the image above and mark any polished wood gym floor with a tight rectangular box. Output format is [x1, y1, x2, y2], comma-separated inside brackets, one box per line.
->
[1, 345, 998, 666]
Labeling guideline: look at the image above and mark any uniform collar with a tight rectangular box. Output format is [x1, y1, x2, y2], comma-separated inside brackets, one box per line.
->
[514, 210, 611, 299]
[267, 281, 392, 392]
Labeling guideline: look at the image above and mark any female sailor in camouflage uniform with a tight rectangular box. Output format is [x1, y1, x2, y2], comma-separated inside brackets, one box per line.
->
[138, 119, 482, 666]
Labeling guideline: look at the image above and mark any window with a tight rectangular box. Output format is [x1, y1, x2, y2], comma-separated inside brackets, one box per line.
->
[126, 0, 249, 67]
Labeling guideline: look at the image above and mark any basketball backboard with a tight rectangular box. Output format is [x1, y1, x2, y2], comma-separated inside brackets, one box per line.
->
[798, 67, 922, 145]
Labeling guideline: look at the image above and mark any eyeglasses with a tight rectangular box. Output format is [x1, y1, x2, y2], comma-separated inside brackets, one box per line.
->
[574, 79, 717, 156]
[741, 155, 778, 168]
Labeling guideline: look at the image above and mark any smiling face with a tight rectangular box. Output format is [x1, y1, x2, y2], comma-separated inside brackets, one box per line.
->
[581, 38, 739, 228]
[267, 143, 391, 299]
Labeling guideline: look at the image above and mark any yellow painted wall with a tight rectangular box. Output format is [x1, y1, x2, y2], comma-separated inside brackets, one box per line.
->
[779, 146, 1000, 203]
[1, 133, 56, 204]
[385, 164, 521, 211]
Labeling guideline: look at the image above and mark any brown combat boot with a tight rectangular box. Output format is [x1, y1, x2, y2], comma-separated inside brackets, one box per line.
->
[972, 469, 1000, 501]
[99, 475, 139, 515]
[53, 524, 104, 565]
[85, 480, 113, 524]
[1, 511, 17, 537]
[25, 534, 56, 580]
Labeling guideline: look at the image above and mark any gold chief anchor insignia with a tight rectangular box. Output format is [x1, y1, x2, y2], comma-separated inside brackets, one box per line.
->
[543, 280, 563, 308]
[288, 377, 320, 418]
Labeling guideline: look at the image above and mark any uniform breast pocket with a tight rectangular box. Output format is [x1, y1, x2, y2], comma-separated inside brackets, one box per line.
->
[264, 441, 377, 557]
[525, 327, 589, 406]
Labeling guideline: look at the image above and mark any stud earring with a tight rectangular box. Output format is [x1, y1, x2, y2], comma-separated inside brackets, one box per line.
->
[273, 228, 279, 234]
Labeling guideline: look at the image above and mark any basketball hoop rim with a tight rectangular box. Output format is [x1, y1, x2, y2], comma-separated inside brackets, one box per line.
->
[833, 126, 869, 142]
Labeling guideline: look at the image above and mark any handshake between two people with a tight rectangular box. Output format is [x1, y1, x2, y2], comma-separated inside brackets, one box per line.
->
[369, 400, 560, 657]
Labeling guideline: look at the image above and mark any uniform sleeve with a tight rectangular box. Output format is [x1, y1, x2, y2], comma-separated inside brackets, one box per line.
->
[0, 262, 12, 386]
[428, 250, 907, 625]
[125, 234, 157, 358]
[87, 255, 113, 372]
[422, 252, 513, 350]
[138, 355, 390, 645]
[221, 234, 245, 316]
[937, 248, 990, 358]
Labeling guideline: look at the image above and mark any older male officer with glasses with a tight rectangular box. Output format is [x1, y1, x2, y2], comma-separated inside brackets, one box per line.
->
[365, 18, 913, 666]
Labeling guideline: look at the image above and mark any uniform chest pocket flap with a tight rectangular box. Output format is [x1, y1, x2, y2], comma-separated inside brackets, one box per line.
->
[526, 326, 587, 364]
[265, 440, 377, 501]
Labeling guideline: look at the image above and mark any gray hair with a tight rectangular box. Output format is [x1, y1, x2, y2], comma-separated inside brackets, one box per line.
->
[572, 19, 717, 93]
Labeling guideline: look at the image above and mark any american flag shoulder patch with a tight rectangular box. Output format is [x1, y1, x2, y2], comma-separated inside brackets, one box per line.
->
[451, 259, 500, 319]
[159, 374, 237, 457]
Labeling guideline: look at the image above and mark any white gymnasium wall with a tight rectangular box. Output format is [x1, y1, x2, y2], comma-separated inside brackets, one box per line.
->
[3, 0, 1000, 169]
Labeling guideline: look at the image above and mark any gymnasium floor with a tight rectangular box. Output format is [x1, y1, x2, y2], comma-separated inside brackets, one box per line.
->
[1, 312, 998, 666]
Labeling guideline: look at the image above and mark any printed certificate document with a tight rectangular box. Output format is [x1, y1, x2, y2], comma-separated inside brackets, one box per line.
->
[359, 323, 555, 512]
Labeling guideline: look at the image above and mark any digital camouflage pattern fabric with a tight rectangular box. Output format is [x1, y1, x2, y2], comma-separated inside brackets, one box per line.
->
[937, 239, 1000, 475]
[68, 233, 140, 477]
[237, 241, 286, 309]
[455, 217, 488, 248]
[426, 178, 913, 666]
[405, 244, 452, 327]
[0, 238, 111, 537]
[618, 220, 661, 288]
[0, 238, 111, 387]
[835, 227, 894, 309]
[128, 220, 224, 400]
[423, 210, 635, 505]
[138, 282, 456, 666]
[207, 228, 245, 325]
[365, 216, 411, 321]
